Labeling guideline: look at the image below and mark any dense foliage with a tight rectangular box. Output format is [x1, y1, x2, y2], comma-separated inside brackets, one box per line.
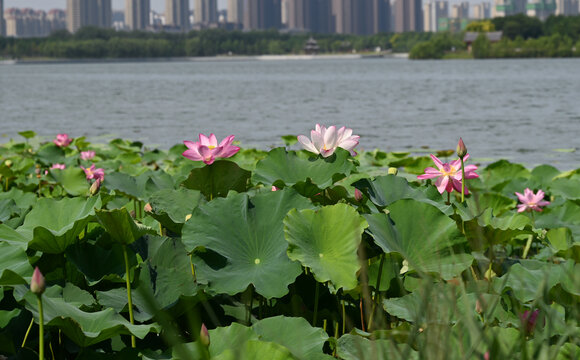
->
[0, 131, 578, 359]
[410, 14, 580, 59]
[0, 28, 434, 59]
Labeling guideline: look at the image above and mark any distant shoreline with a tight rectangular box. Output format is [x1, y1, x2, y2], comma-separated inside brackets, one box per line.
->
[1, 53, 409, 65]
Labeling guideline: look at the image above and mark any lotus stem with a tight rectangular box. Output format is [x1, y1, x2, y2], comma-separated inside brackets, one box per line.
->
[460, 157, 466, 203]
[523, 212, 536, 259]
[37, 295, 44, 360]
[323, 319, 327, 332]
[122, 244, 136, 348]
[341, 300, 346, 335]
[374, 254, 385, 303]
[22, 317, 34, 348]
[313, 281, 320, 327]
[359, 298, 366, 332]
[246, 285, 254, 325]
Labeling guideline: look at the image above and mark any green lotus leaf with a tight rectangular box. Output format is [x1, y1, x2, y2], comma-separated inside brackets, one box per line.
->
[253, 147, 355, 188]
[285, 204, 368, 291]
[0, 187, 36, 213]
[365, 200, 471, 279]
[138, 235, 197, 308]
[147, 188, 204, 234]
[212, 340, 297, 360]
[252, 316, 331, 360]
[95, 207, 154, 245]
[0, 223, 29, 250]
[181, 160, 251, 200]
[96, 287, 153, 323]
[50, 167, 90, 196]
[36, 143, 65, 166]
[367, 254, 399, 292]
[463, 208, 532, 249]
[19, 196, 101, 254]
[480, 160, 530, 190]
[535, 200, 580, 239]
[0, 309, 21, 328]
[104, 171, 149, 199]
[17, 285, 158, 347]
[0, 199, 18, 222]
[493, 261, 564, 303]
[182, 189, 313, 298]
[18, 130, 36, 139]
[546, 227, 574, 253]
[530, 164, 560, 183]
[549, 178, 580, 200]
[355, 174, 453, 215]
[336, 334, 418, 360]
[465, 193, 517, 217]
[66, 241, 133, 285]
[0, 242, 33, 285]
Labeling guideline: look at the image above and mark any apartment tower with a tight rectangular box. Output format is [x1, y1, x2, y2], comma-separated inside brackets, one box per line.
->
[66, 0, 112, 33]
[166, 0, 190, 31]
[393, 0, 422, 32]
[227, 0, 244, 24]
[195, 0, 218, 24]
[0, 0, 5, 36]
[125, 0, 150, 30]
[243, 0, 282, 30]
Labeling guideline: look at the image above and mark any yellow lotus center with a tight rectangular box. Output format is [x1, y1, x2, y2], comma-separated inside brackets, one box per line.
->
[254, 258, 260, 265]
[208, 145, 216, 149]
[440, 166, 458, 177]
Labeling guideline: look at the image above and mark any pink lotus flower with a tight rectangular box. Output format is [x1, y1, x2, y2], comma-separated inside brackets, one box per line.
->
[81, 164, 105, 182]
[417, 153, 479, 194]
[182, 133, 240, 165]
[520, 309, 540, 335]
[297, 124, 360, 157]
[80, 151, 95, 160]
[515, 188, 550, 212]
[53, 133, 73, 147]
[50, 163, 66, 170]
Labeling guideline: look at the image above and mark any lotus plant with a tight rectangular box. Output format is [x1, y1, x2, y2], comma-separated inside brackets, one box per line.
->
[53, 133, 73, 147]
[417, 153, 478, 195]
[50, 163, 66, 170]
[30, 267, 45, 360]
[515, 188, 550, 213]
[182, 133, 240, 165]
[298, 124, 360, 157]
[81, 164, 105, 182]
[80, 150, 96, 161]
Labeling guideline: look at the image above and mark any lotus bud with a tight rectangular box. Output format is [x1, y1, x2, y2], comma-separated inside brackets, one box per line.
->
[484, 352, 490, 360]
[520, 309, 540, 335]
[144, 203, 153, 212]
[271, 186, 279, 191]
[4, 160, 12, 167]
[200, 323, 210, 346]
[354, 188, 363, 202]
[185, 214, 192, 221]
[388, 167, 398, 175]
[475, 299, 483, 314]
[30, 267, 45, 295]
[456, 138, 467, 159]
[90, 178, 101, 195]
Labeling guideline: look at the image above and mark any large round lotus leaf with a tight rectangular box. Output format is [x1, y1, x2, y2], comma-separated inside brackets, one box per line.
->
[18, 196, 101, 254]
[253, 147, 355, 188]
[181, 160, 251, 200]
[549, 178, 580, 200]
[336, 334, 418, 360]
[354, 175, 452, 215]
[480, 160, 530, 190]
[212, 340, 297, 360]
[365, 199, 472, 280]
[16, 285, 158, 347]
[95, 208, 154, 245]
[50, 167, 90, 196]
[182, 189, 313, 298]
[147, 188, 204, 234]
[284, 204, 368, 291]
[35, 143, 65, 166]
[0, 242, 33, 286]
[104, 171, 149, 200]
[252, 316, 331, 360]
[0, 224, 29, 250]
[66, 241, 133, 285]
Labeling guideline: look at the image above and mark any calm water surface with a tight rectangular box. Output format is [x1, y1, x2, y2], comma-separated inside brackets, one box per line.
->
[1, 58, 579, 169]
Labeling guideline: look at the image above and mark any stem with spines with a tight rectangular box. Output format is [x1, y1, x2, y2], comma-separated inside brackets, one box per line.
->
[122, 244, 136, 348]
[37, 295, 44, 360]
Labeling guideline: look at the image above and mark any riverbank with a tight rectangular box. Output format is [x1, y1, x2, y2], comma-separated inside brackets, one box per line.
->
[0, 52, 409, 65]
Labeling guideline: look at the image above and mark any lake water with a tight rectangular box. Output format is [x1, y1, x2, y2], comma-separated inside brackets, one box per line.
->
[1, 57, 579, 169]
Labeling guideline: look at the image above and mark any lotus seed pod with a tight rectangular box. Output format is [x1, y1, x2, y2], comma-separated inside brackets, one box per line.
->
[388, 167, 398, 175]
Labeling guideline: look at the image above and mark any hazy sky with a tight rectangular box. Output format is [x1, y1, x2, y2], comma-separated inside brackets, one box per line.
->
[4, 0, 229, 11]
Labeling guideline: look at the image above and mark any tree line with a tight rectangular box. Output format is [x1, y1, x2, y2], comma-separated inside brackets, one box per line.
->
[409, 14, 580, 59]
[0, 27, 435, 59]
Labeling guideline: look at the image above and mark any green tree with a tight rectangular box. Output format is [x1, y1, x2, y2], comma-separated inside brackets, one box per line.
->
[472, 33, 491, 59]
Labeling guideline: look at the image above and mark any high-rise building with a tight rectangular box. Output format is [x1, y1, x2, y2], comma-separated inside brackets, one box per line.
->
[3, 8, 65, 37]
[195, 0, 218, 24]
[330, 0, 389, 35]
[166, 0, 190, 31]
[473, 2, 492, 18]
[287, 0, 308, 30]
[310, 0, 332, 33]
[451, 2, 469, 18]
[526, 0, 556, 19]
[125, 0, 150, 30]
[393, 0, 422, 32]
[555, 0, 579, 14]
[424, 1, 448, 32]
[493, 0, 527, 17]
[0, 0, 5, 36]
[227, 0, 244, 25]
[243, 0, 281, 30]
[331, 0, 354, 34]
[67, 0, 111, 33]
